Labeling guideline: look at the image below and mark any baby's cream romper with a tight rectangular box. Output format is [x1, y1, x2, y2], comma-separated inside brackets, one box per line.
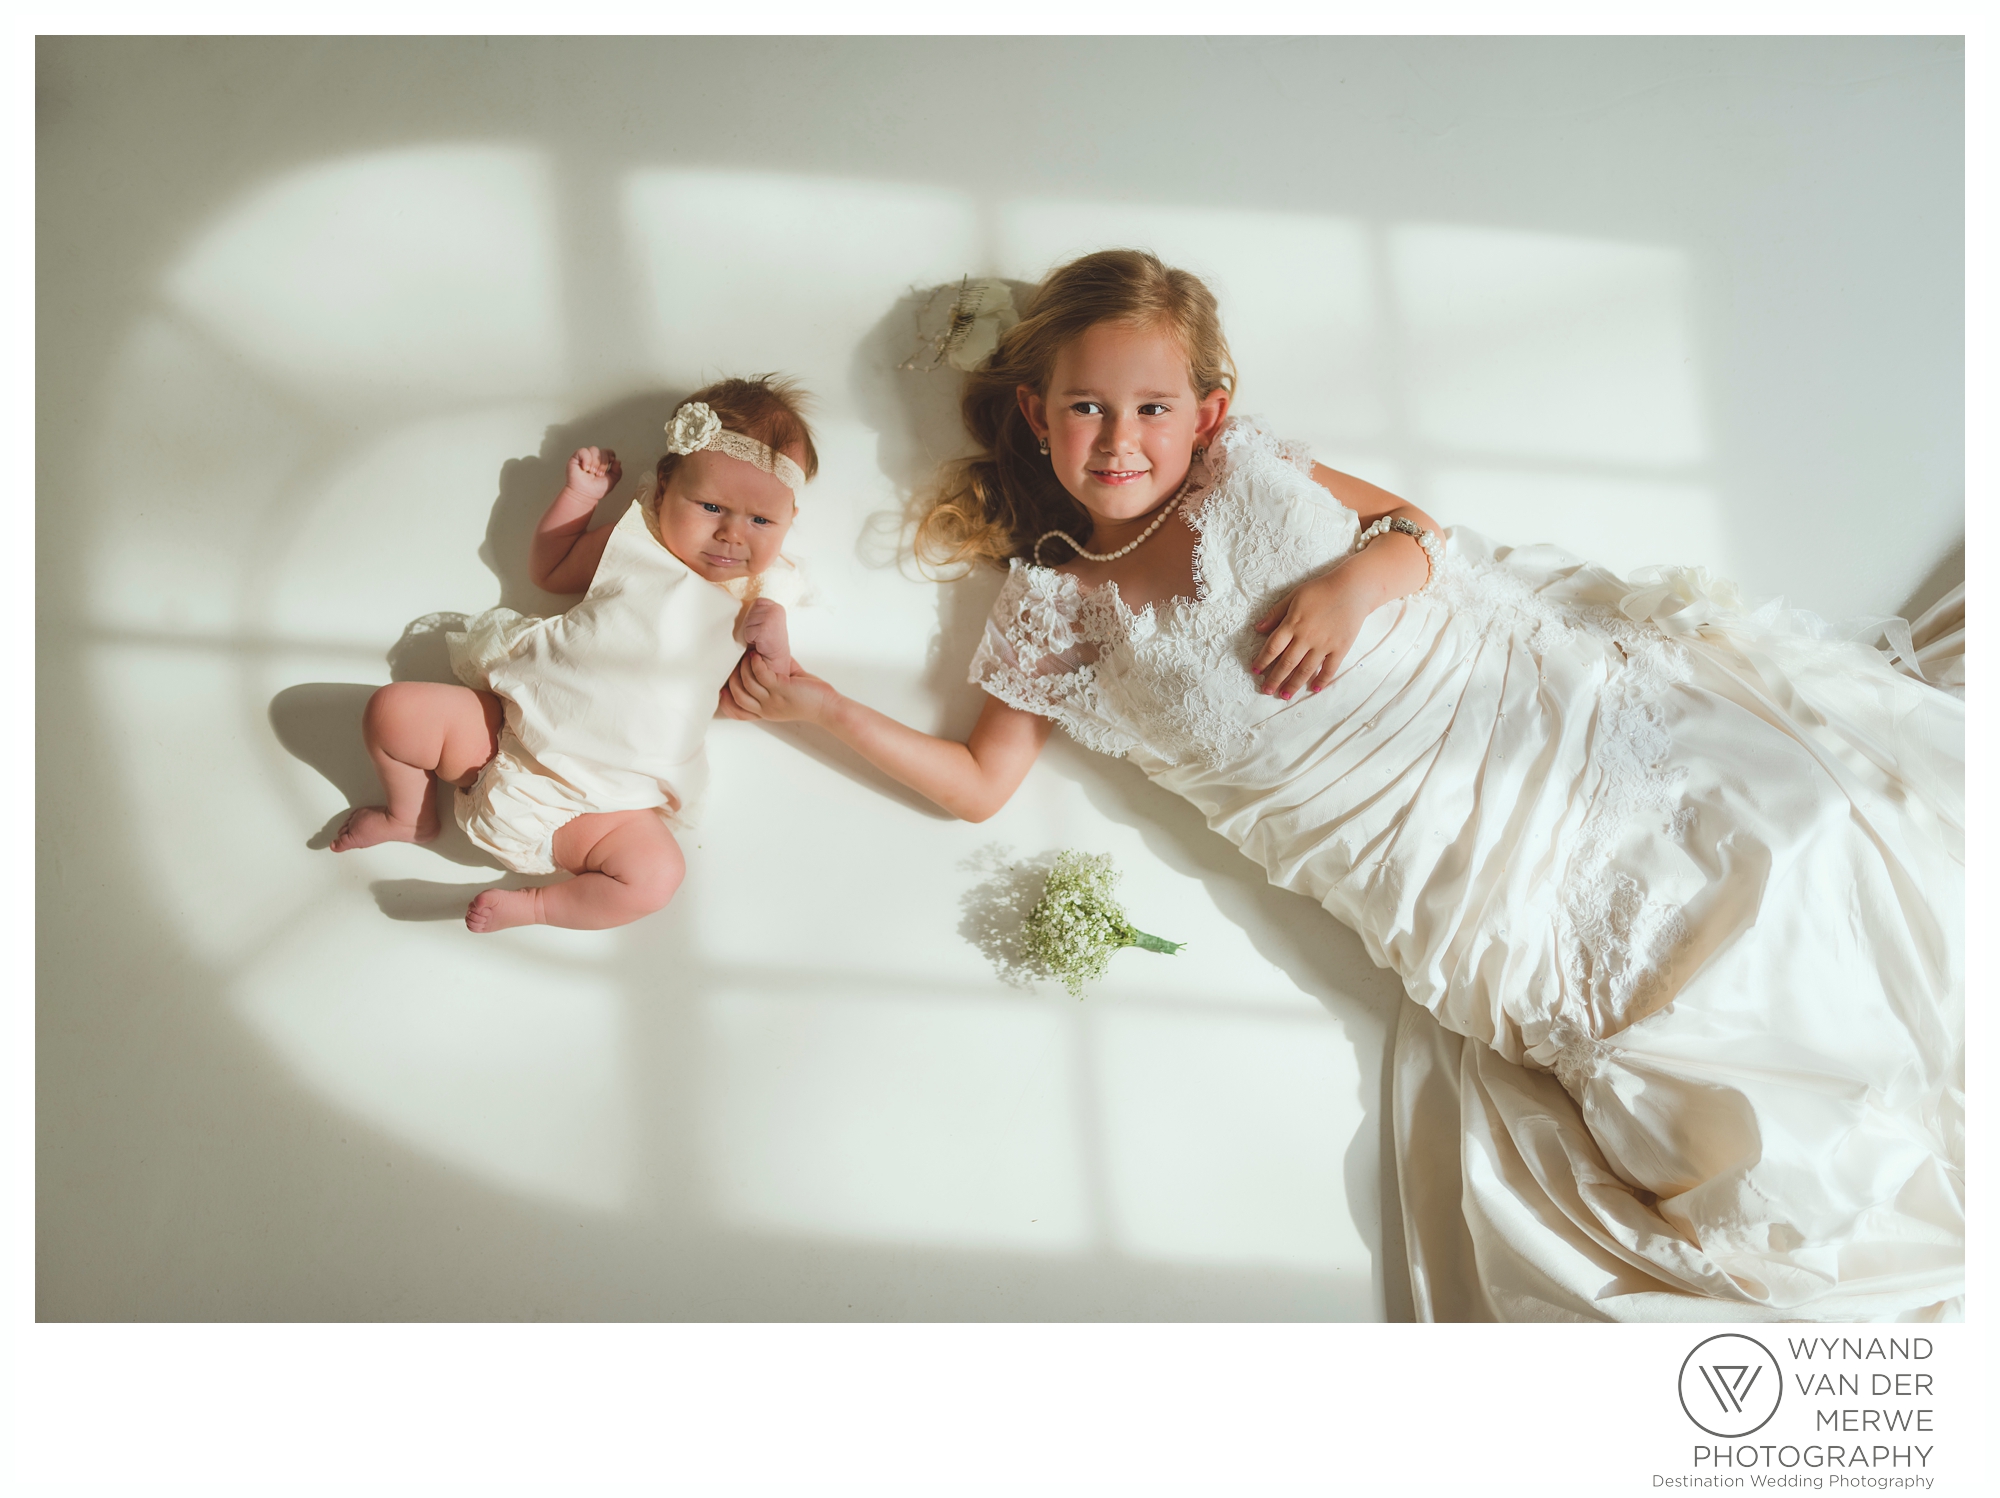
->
[446, 496, 799, 874]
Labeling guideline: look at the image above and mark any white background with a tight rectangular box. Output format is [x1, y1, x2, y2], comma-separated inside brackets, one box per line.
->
[21, 16, 1982, 1498]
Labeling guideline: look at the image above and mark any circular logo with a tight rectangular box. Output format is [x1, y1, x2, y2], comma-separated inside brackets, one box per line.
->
[1678, 1334, 1784, 1438]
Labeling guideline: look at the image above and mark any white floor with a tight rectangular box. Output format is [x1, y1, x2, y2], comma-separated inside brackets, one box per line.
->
[36, 37, 1962, 1321]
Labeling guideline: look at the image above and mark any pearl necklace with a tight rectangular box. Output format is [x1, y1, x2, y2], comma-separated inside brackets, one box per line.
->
[1032, 461, 1201, 568]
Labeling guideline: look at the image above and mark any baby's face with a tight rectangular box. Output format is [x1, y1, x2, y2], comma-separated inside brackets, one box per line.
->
[656, 448, 798, 583]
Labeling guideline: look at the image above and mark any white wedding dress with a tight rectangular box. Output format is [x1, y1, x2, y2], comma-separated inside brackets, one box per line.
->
[968, 419, 1964, 1321]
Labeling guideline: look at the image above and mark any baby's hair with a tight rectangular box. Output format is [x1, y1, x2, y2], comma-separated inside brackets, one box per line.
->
[914, 249, 1236, 572]
[656, 374, 820, 493]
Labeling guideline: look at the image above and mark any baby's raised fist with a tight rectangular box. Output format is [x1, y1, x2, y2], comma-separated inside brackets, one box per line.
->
[566, 446, 623, 503]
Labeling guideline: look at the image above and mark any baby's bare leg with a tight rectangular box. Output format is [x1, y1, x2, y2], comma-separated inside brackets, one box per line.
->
[739, 597, 792, 676]
[332, 682, 503, 851]
[465, 808, 685, 933]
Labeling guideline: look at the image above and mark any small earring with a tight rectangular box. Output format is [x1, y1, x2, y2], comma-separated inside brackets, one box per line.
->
[1193, 445, 1206, 460]
[1038, 437, 1049, 456]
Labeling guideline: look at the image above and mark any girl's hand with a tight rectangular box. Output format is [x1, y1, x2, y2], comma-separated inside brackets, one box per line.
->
[1251, 567, 1371, 698]
[566, 446, 622, 504]
[719, 651, 837, 724]
[738, 598, 792, 674]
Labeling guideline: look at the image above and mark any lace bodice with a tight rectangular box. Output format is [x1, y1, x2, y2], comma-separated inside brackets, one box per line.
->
[968, 418, 1348, 766]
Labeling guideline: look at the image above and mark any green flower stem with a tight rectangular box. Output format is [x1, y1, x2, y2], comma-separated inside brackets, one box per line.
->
[1021, 850, 1182, 996]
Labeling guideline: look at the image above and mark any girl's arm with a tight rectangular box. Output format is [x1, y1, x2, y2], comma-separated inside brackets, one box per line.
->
[532, 447, 624, 594]
[1249, 464, 1443, 698]
[720, 656, 1053, 823]
[1307, 462, 1417, 529]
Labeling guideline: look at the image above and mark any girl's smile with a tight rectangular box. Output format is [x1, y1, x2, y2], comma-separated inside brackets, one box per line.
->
[1018, 318, 1229, 542]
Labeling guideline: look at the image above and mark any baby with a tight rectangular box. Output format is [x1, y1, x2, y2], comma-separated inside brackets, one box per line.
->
[332, 376, 812, 932]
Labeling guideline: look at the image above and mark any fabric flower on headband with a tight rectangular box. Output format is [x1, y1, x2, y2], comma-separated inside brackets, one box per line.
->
[664, 402, 724, 455]
[662, 400, 807, 494]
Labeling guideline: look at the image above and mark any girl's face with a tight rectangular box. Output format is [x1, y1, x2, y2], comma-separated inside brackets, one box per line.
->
[656, 448, 797, 583]
[1018, 319, 1230, 525]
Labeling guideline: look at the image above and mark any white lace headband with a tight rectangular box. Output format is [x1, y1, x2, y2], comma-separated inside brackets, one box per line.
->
[663, 402, 807, 496]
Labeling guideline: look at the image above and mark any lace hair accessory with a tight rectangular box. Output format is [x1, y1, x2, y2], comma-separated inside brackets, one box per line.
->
[664, 402, 807, 496]
[899, 277, 1020, 373]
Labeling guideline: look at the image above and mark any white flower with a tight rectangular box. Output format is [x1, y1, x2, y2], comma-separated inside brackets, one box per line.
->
[664, 401, 723, 455]
[1021, 850, 1182, 999]
[942, 278, 1020, 372]
[903, 277, 1021, 374]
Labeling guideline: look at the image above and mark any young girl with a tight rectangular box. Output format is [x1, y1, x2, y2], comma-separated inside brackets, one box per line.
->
[722, 250, 1964, 1321]
[334, 376, 811, 934]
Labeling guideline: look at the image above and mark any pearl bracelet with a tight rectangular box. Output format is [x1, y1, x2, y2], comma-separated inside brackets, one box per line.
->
[1353, 515, 1443, 595]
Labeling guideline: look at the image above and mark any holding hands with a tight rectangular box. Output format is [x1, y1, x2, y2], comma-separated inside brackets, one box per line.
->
[737, 597, 794, 677]
[718, 651, 836, 724]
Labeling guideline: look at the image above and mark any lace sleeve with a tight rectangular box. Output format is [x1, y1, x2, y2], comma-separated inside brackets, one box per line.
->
[966, 562, 1089, 708]
[1208, 415, 1315, 479]
[966, 562, 1142, 758]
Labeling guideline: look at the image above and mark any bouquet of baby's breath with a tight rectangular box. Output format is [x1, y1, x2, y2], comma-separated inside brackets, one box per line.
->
[1022, 851, 1183, 998]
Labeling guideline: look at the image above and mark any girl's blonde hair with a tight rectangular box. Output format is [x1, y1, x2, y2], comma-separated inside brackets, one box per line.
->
[914, 249, 1236, 571]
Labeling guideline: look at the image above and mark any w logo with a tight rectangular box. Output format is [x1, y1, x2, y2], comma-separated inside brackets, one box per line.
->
[1699, 1363, 1763, 1413]
[1678, 1335, 1783, 1437]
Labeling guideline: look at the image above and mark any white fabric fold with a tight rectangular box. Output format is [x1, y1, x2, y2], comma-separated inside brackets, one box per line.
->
[446, 501, 791, 867]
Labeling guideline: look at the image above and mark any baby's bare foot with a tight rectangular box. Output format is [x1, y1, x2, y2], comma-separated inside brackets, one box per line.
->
[331, 805, 437, 852]
[465, 887, 543, 933]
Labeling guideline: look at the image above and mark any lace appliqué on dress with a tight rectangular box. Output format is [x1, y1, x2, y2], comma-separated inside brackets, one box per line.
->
[1561, 641, 1697, 1034]
[1156, 422, 1348, 765]
[1436, 551, 1697, 1083]
[1209, 414, 1317, 480]
[1186, 417, 1324, 601]
[966, 564, 1142, 759]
